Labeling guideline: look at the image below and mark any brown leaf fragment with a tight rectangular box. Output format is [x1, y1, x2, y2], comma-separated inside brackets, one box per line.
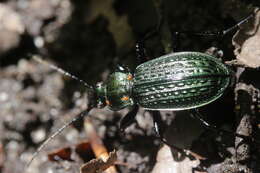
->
[75, 141, 95, 162]
[84, 119, 118, 173]
[231, 8, 260, 68]
[0, 143, 4, 171]
[48, 147, 73, 162]
[80, 150, 117, 173]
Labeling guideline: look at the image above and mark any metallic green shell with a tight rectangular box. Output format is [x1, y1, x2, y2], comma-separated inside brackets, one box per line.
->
[103, 72, 134, 111]
[133, 52, 232, 110]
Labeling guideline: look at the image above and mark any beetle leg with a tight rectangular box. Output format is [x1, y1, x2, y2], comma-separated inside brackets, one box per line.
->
[136, 40, 151, 64]
[190, 109, 252, 141]
[171, 12, 255, 51]
[136, 15, 162, 64]
[119, 105, 139, 132]
[151, 111, 186, 153]
[175, 12, 254, 37]
[190, 109, 217, 130]
[190, 109, 234, 135]
[150, 111, 165, 139]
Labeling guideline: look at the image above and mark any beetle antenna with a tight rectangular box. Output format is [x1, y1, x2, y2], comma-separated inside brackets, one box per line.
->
[26, 107, 93, 168]
[33, 56, 93, 90]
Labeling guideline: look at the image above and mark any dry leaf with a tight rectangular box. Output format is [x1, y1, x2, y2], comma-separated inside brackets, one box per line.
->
[84, 119, 118, 173]
[48, 147, 73, 162]
[231, 8, 260, 68]
[151, 145, 201, 173]
[80, 150, 117, 173]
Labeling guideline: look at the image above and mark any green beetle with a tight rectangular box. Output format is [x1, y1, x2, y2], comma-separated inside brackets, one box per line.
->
[96, 52, 231, 112]
[27, 12, 254, 168]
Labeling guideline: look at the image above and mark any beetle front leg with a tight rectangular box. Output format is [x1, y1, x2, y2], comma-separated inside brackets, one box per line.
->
[151, 111, 185, 152]
[136, 26, 161, 64]
[119, 105, 139, 132]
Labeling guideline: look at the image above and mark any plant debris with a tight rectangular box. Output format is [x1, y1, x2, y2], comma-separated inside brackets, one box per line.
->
[80, 150, 117, 173]
[48, 147, 73, 162]
[228, 8, 260, 68]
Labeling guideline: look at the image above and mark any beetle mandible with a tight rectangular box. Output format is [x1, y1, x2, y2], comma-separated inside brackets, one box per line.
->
[27, 12, 255, 167]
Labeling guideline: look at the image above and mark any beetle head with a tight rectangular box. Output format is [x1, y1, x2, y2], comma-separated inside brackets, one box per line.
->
[92, 71, 134, 111]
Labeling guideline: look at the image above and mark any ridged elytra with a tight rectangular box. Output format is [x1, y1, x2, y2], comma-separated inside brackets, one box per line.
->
[132, 52, 232, 110]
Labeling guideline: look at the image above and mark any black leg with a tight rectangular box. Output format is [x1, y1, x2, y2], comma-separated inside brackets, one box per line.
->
[150, 111, 184, 153]
[190, 109, 252, 141]
[189, 109, 217, 130]
[171, 12, 255, 52]
[135, 7, 164, 64]
[151, 111, 213, 160]
[119, 105, 139, 132]
[176, 12, 253, 38]
[150, 111, 165, 139]
[135, 41, 150, 64]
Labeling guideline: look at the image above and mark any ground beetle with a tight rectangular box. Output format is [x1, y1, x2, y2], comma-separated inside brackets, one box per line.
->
[27, 12, 256, 167]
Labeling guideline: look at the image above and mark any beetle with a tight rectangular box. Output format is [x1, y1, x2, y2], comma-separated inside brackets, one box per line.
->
[27, 12, 255, 167]
[102, 51, 231, 111]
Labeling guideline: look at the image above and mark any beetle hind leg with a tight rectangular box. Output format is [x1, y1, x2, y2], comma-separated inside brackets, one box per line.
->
[190, 109, 253, 141]
[173, 12, 254, 39]
[171, 11, 255, 52]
